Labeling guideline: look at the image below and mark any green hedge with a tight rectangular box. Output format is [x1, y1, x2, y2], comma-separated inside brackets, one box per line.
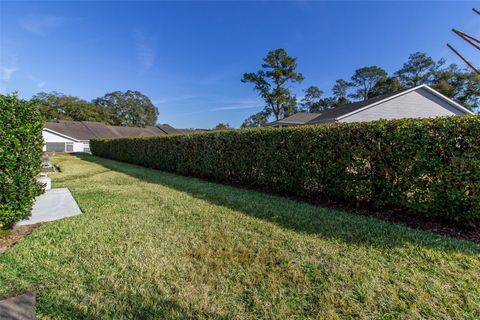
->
[0, 94, 44, 228]
[91, 116, 480, 224]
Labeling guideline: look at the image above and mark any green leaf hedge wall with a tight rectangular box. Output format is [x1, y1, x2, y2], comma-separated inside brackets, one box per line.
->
[91, 116, 480, 224]
[0, 94, 44, 228]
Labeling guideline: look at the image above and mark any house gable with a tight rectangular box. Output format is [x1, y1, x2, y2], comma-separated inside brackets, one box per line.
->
[338, 86, 471, 123]
[43, 128, 80, 142]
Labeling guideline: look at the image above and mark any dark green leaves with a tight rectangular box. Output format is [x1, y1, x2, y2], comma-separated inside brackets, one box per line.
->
[91, 116, 480, 224]
[0, 93, 44, 228]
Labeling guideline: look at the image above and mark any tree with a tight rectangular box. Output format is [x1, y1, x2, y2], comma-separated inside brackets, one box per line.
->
[33, 91, 114, 123]
[371, 77, 404, 96]
[240, 110, 271, 128]
[349, 66, 388, 100]
[432, 63, 480, 111]
[300, 86, 327, 112]
[213, 122, 231, 130]
[331, 79, 351, 107]
[394, 52, 436, 87]
[94, 90, 158, 127]
[242, 48, 304, 120]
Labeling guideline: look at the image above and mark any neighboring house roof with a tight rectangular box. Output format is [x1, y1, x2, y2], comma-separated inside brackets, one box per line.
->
[45, 120, 97, 140]
[158, 124, 181, 134]
[307, 85, 473, 124]
[267, 112, 323, 126]
[44, 120, 177, 140]
[80, 121, 165, 139]
[43, 127, 80, 142]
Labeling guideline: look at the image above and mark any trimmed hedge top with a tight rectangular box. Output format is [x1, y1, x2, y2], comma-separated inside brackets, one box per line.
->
[91, 115, 480, 224]
[0, 94, 44, 228]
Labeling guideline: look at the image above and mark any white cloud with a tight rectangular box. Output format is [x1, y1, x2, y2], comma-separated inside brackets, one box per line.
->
[152, 95, 196, 105]
[152, 98, 167, 105]
[209, 99, 262, 112]
[0, 67, 17, 81]
[28, 75, 46, 88]
[133, 30, 156, 73]
[0, 54, 19, 81]
[19, 15, 67, 36]
[209, 105, 259, 111]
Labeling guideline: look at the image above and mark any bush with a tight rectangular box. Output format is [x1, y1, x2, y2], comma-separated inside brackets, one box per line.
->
[0, 94, 44, 228]
[91, 116, 480, 224]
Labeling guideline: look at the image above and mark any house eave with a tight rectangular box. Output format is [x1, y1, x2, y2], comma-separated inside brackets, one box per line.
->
[335, 84, 474, 121]
[43, 128, 80, 142]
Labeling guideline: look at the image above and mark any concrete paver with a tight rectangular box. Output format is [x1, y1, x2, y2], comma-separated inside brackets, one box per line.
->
[0, 292, 35, 320]
[17, 188, 82, 226]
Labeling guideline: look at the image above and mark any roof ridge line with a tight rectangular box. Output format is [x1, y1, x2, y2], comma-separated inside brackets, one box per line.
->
[81, 121, 101, 138]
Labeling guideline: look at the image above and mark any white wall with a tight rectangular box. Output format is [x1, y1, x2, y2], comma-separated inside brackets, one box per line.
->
[340, 88, 466, 123]
[42, 129, 85, 152]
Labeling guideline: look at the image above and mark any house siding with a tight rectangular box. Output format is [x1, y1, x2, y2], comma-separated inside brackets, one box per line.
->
[42, 130, 84, 152]
[339, 88, 466, 123]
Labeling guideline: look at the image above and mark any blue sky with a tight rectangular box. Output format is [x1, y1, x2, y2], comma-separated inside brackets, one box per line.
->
[1, 1, 478, 128]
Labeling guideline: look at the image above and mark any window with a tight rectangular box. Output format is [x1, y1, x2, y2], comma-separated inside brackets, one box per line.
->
[66, 142, 74, 152]
[46, 143, 66, 152]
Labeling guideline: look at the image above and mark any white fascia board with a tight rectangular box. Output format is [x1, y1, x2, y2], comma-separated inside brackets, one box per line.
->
[421, 85, 474, 115]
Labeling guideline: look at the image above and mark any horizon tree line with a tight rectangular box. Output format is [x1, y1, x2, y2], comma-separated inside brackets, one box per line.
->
[32, 90, 159, 127]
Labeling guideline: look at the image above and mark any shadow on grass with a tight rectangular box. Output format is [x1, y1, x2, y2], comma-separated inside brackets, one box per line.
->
[75, 154, 479, 255]
[40, 293, 227, 319]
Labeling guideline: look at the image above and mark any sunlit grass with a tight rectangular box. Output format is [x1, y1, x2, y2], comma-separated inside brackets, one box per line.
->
[0, 154, 478, 319]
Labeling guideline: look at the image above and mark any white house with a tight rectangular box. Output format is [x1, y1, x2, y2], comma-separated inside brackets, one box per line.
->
[268, 85, 474, 127]
[43, 121, 180, 153]
[42, 128, 87, 153]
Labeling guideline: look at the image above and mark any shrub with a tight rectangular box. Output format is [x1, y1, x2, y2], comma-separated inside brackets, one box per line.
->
[0, 94, 44, 228]
[91, 116, 480, 224]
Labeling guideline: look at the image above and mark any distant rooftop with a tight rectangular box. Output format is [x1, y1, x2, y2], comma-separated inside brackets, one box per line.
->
[267, 112, 323, 126]
[45, 120, 181, 140]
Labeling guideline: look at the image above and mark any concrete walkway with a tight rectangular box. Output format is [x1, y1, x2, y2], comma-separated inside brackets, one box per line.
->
[0, 292, 35, 320]
[16, 188, 82, 226]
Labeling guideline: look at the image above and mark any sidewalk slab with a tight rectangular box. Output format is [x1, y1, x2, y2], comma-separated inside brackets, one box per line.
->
[0, 292, 35, 320]
[17, 188, 81, 226]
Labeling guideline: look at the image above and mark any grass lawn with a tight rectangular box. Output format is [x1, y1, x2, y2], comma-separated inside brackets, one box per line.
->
[0, 154, 479, 319]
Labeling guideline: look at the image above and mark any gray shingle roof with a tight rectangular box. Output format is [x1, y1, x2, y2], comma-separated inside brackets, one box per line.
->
[267, 112, 323, 126]
[306, 90, 406, 124]
[45, 121, 97, 140]
[158, 124, 181, 134]
[45, 120, 176, 140]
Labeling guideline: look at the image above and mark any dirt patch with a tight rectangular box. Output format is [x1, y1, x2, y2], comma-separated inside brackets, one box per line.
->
[0, 223, 43, 254]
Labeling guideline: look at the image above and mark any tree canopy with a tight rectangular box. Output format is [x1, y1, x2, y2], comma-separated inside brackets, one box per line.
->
[240, 110, 271, 128]
[93, 90, 158, 127]
[33, 92, 115, 124]
[394, 52, 437, 87]
[300, 86, 325, 112]
[331, 79, 351, 107]
[213, 123, 232, 130]
[242, 48, 303, 121]
[349, 66, 388, 100]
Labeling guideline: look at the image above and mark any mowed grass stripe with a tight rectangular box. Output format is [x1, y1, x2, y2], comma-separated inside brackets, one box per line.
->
[0, 154, 478, 319]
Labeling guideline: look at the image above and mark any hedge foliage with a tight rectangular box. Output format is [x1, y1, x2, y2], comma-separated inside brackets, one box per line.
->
[0, 94, 44, 228]
[91, 116, 480, 224]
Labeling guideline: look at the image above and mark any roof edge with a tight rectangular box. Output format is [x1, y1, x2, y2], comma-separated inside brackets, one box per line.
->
[335, 84, 473, 121]
[421, 85, 474, 115]
[43, 128, 80, 142]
